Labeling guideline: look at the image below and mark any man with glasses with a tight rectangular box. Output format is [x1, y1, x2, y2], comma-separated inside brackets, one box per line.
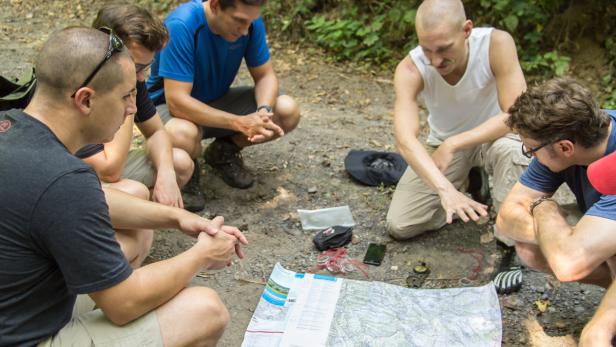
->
[497, 78, 616, 293]
[0, 27, 246, 346]
[76, 4, 198, 212]
[385, 0, 528, 242]
[147, 0, 300, 197]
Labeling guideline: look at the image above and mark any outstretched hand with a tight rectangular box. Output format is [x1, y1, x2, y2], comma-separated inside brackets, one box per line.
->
[439, 187, 488, 224]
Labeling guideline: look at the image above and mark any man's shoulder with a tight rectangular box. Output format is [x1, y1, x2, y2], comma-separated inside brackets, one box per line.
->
[166, 0, 204, 30]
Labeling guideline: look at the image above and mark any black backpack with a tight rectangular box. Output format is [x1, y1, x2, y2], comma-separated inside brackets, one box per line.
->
[0, 67, 36, 111]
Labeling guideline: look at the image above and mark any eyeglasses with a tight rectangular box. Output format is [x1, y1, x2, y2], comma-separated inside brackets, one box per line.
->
[521, 141, 552, 158]
[135, 59, 154, 74]
[71, 27, 125, 98]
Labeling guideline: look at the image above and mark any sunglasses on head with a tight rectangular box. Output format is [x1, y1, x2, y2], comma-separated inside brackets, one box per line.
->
[71, 27, 124, 98]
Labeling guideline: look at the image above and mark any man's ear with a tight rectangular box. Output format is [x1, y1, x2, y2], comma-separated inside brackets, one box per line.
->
[558, 139, 576, 158]
[72, 87, 94, 115]
[210, 0, 220, 13]
[463, 20, 473, 38]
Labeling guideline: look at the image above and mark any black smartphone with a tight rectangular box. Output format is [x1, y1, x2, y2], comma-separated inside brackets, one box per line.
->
[363, 243, 386, 266]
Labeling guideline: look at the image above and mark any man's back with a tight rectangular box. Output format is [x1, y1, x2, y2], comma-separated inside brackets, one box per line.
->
[0, 109, 131, 346]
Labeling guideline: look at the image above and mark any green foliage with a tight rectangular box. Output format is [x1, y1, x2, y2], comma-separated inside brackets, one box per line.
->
[264, 0, 612, 82]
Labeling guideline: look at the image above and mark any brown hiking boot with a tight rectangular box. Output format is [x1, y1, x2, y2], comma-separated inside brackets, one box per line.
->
[181, 160, 205, 212]
[203, 138, 254, 189]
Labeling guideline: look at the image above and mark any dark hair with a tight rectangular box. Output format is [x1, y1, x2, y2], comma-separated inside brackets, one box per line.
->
[219, 0, 267, 10]
[507, 77, 610, 149]
[93, 3, 168, 52]
[36, 27, 127, 97]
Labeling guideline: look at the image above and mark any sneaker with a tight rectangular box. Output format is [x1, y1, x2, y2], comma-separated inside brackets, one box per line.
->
[181, 160, 205, 212]
[467, 166, 492, 206]
[203, 138, 254, 189]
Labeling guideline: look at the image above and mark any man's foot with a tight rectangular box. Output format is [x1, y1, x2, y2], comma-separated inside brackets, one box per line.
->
[203, 138, 254, 189]
[181, 160, 205, 212]
[467, 166, 492, 206]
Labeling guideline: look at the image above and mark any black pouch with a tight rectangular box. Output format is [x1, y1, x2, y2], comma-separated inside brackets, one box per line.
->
[0, 67, 36, 111]
[313, 226, 353, 251]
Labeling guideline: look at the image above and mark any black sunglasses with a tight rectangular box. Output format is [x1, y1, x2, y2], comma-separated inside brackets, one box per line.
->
[71, 27, 124, 98]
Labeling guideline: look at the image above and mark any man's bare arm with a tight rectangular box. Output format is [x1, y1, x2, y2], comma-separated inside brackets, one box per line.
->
[495, 182, 547, 243]
[137, 115, 182, 207]
[248, 60, 278, 110]
[534, 201, 616, 282]
[90, 228, 238, 325]
[83, 116, 135, 182]
[393, 56, 487, 223]
[580, 280, 616, 347]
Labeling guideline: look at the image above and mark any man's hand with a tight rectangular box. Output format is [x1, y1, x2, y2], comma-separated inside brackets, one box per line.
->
[432, 140, 457, 173]
[235, 112, 284, 144]
[580, 319, 615, 347]
[439, 186, 488, 224]
[152, 170, 183, 208]
[178, 214, 247, 258]
[195, 231, 238, 270]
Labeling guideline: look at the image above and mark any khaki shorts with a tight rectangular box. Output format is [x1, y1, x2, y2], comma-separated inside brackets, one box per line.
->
[386, 133, 531, 240]
[121, 149, 155, 188]
[38, 295, 163, 347]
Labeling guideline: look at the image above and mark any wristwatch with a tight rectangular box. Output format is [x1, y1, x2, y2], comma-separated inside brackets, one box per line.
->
[529, 196, 555, 216]
[256, 104, 273, 113]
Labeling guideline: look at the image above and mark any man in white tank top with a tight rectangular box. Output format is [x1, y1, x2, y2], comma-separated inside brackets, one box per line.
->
[386, 0, 529, 241]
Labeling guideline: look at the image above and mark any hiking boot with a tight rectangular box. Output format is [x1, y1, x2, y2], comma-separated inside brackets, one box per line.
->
[181, 160, 205, 212]
[467, 166, 492, 206]
[203, 138, 254, 189]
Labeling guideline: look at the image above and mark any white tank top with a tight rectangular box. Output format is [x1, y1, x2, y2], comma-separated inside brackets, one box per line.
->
[410, 27, 501, 145]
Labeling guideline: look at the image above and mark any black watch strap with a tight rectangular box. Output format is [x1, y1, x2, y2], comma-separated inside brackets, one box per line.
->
[257, 104, 272, 113]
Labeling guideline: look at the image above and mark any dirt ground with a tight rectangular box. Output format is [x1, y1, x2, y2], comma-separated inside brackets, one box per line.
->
[0, 1, 609, 346]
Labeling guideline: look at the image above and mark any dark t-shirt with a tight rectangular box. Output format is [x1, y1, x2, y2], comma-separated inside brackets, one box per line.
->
[0, 109, 132, 346]
[75, 80, 156, 159]
[520, 110, 616, 219]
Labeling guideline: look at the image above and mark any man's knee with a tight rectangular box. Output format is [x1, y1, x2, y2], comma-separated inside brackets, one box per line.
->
[166, 118, 202, 157]
[275, 95, 300, 133]
[515, 242, 551, 272]
[386, 217, 429, 241]
[172, 148, 194, 187]
[111, 179, 150, 200]
[177, 287, 229, 338]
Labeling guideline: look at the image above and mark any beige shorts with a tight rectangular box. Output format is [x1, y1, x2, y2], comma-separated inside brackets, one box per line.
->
[386, 133, 531, 240]
[38, 295, 163, 347]
[121, 149, 155, 188]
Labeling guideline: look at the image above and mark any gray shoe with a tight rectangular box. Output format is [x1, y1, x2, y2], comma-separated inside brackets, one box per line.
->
[203, 139, 254, 189]
[181, 160, 205, 212]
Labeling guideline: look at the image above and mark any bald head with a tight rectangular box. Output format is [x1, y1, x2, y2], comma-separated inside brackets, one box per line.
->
[416, 0, 466, 33]
[35, 27, 129, 98]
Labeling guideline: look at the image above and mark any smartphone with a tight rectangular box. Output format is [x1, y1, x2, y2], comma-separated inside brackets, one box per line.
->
[363, 243, 386, 266]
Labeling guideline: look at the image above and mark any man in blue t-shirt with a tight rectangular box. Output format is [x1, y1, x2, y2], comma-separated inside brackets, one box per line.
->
[496, 78, 616, 291]
[147, 0, 301, 193]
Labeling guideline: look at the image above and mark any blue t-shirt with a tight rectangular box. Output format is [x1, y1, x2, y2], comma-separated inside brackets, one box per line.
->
[147, 0, 270, 105]
[520, 110, 616, 220]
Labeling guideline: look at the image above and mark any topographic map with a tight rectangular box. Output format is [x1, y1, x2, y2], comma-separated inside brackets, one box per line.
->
[242, 263, 501, 347]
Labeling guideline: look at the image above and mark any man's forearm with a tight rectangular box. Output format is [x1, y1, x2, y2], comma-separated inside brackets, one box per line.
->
[104, 187, 184, 230]
[495, 202, 538, 244]
[254, 73, 278, 109]
[398, 136, 454, 193]
[446, 112, 510, 151]
[167, 93, 239, 130]
[146, 130, 176, 179]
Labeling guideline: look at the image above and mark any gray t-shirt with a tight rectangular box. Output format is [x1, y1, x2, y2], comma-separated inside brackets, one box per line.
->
[0, 109, 132, 346]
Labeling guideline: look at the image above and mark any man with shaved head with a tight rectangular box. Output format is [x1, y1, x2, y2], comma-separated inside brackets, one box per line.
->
[387, 0, 528, 242]
[0, 27, 246, 346]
